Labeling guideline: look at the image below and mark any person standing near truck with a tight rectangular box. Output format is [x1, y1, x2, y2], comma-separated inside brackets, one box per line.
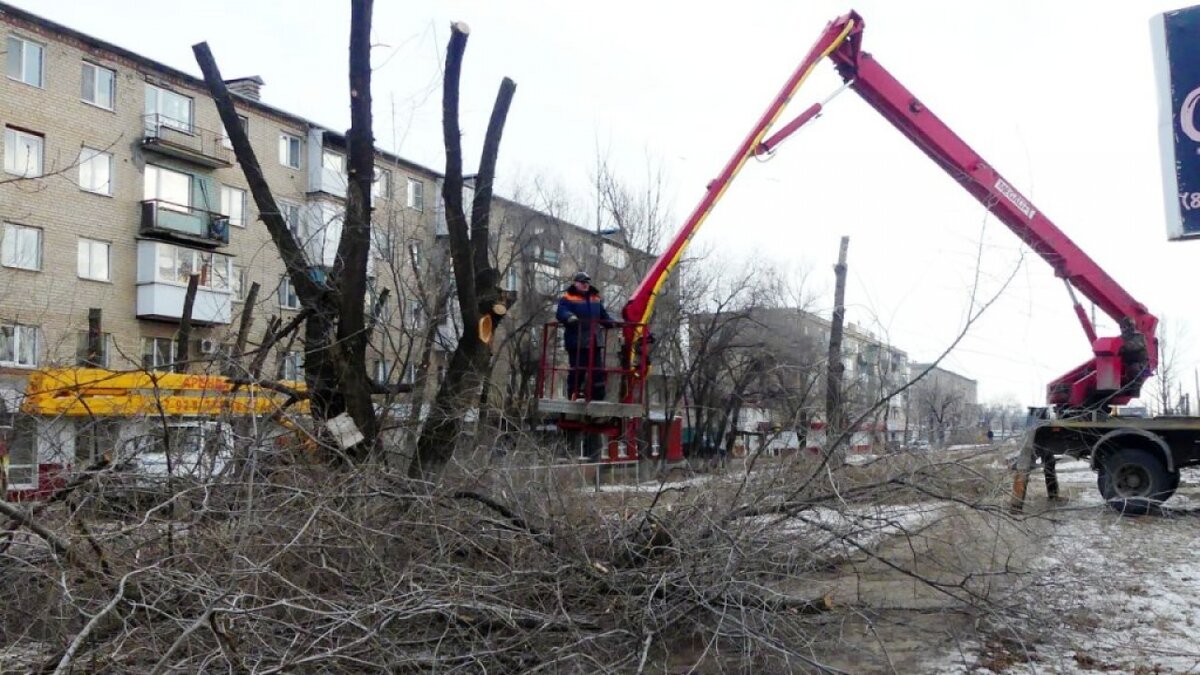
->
[556, 272, 613, 400]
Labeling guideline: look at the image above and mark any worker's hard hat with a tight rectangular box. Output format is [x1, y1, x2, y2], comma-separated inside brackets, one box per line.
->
[573, 272, 591, 283]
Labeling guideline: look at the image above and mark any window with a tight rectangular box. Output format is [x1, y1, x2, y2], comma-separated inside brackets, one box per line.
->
[142, 337, 177, 372]
[368, 280, 393, 322]
[144, 84, 192, 132]
[153, 243, 232, 290]
[4, 127, 43, 177]
[231, 265, 245, 301]
[6, 36, 43, 87]
[75, 331, 112, 367]
[279, 133, 302, 168]
[144, 165, 192, 211]
[75, 418, 120, 465]
[403, 296, 424, 325]
[77, 238, 110, 281]
[280, 351, 303, 381]
[504, 265, 520, 292]
[78, 148, 112, 195]
[202, 251, 232, 291]
[221, 185, 247, 227]
[279, 276, 300, 309]
[373, 359, 392, 384]
[401, 362, 416, 385]
[81, 62, 115, 109]
[533, 262, 559, 295]
[2, 223, 41, 271]
[322, 150, 345, 172]
[372, 226, 394, 259]
[0, 323, 39, 367]
[530, 242, 560, 266]
[7, 418, 36, 489]
[220, 115, 248, 150]
[279, 201, 302, 234]
[406, 178, 424, 211]
[373, 168, 392, 199]
[407, 240, 422, 268]
[601, 242, 628, 269]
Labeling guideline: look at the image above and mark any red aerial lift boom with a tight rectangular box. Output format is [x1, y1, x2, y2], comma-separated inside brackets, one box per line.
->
[543, 12, 1181, 512]
[619, 10, 1158, 415]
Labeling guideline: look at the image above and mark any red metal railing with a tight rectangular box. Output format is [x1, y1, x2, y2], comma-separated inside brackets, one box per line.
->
[536, 320, 650, 407]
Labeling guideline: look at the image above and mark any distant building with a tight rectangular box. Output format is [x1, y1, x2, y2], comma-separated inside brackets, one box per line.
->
[907, 363, 979, 445]
[685, 306, 910, 453]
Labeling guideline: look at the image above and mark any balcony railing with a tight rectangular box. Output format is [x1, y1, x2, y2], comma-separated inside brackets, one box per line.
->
[140, 200, 230, 248]
[142, 114, 233, 168]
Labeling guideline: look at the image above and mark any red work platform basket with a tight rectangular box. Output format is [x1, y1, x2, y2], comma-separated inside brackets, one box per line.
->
[535, 321, 683, 462]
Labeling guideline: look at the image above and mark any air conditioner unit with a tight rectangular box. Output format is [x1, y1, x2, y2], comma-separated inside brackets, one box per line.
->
[198, 339, 220, 355]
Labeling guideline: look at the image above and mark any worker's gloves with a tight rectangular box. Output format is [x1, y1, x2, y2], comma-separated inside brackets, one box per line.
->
[564, 315, 579, 324]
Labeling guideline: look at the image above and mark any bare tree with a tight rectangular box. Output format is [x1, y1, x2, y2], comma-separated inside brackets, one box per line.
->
[408, 23, 516, 480]
[1149, 317, 1190, 415]
[192, 0, 379, 460]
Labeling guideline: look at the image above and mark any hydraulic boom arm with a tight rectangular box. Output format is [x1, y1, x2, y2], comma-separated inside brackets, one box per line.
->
[622, 11, 1157, 412]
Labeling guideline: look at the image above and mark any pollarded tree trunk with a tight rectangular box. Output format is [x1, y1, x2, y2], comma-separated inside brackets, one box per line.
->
[193, 0, 379, 461]
[332, 0, 380, 456]
[825, 236, 849, 463]
[408, 23, 516, 481]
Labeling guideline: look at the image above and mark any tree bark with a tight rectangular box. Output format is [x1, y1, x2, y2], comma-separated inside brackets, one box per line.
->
[471, 78, 517, 277]
[176, 273, 200, 373]
[409, 23, 516, 481]
[193, 2, 380, 460]
[331, 0, 379, 460]
[826, 236, 849, 461]
[230, 281, 260, 374]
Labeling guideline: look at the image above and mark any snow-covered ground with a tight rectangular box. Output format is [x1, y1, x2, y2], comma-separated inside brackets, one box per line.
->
[935, 460, 1200, 673]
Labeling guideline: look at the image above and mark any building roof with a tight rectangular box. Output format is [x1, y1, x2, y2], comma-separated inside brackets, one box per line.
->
[0, 1, 436, 179]
[0, 1, 655, 255]
[909, 363, 976, 384]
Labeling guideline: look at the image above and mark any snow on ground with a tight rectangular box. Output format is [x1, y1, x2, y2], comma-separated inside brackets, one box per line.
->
[752, 501, 953, 564]
[1021, 508, 1200, 672]
[933, 462, 1200, 673]
[592, 473, 714, 493]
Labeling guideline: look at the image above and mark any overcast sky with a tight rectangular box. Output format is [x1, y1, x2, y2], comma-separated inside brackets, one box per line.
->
[13, 0, 1199, 408]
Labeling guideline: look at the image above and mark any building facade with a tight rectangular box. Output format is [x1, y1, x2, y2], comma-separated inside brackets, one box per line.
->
[0, 2, 447, 385]
[0, 3, 665, 487]
[685, 306, 910, 453]
[906, 363, 979, 445]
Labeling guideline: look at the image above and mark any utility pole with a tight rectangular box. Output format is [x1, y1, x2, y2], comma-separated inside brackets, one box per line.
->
[826, 236, 849, 462]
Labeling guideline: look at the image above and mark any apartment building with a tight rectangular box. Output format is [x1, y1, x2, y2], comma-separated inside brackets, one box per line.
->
[0, 3, 666, 424]
[685, 306, 911, 450]
[0, 2, 446, 396]
[906, 363, 980, 445]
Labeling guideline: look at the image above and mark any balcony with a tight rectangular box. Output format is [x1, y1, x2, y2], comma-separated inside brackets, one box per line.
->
[310, 165, 348, 198]
[142, 114, 233, 168]
[135, 241, 233, 325]
[136, 283, 232, 325]
[140, 200, 230, 249]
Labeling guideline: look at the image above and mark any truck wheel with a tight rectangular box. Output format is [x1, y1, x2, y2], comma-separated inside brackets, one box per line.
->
[1096, 447, 1174, 515]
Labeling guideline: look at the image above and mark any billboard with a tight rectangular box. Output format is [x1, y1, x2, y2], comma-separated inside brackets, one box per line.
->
[1153, 5, 1200, 240]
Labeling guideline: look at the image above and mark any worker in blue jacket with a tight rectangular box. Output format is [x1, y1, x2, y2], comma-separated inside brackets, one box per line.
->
[556, 272, 613, 400]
